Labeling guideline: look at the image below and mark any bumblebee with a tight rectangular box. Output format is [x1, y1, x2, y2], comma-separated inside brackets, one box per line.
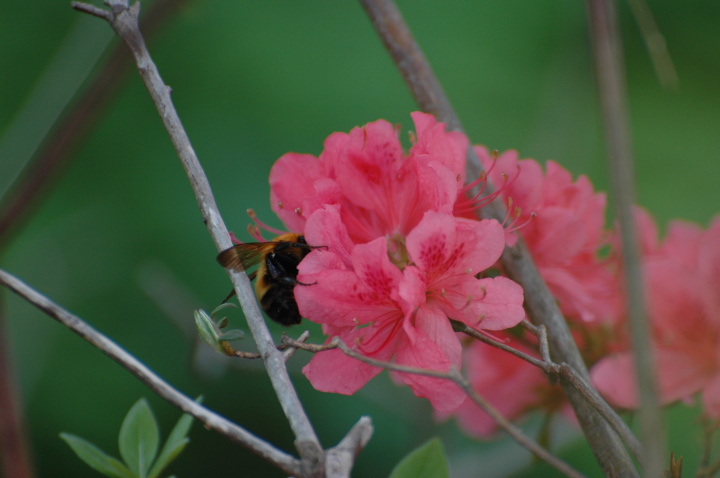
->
[217, 233, 317, 326]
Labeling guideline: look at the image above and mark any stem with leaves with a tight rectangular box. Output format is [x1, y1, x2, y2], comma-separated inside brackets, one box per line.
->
[0, 269, 301, 476]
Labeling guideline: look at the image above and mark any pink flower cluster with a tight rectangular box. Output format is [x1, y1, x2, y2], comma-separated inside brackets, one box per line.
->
[445, 149, 616, 436]
[269, 113, 524, 411]
[591, 210, 720, 418]
[476, 147, 620, 325]
[262, 111, 718, 437]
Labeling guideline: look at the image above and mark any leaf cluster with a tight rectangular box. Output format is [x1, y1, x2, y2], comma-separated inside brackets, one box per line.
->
[61, 398, 195, 478]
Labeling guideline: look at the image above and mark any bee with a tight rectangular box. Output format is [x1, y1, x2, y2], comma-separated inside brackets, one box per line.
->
[217, 233, 318, 326]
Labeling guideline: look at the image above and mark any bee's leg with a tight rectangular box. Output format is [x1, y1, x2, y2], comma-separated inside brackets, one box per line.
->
[295, 279, 317, 286]
[294, 242, 328, 251]
[273, 241, 327, 253]
[221, 289, 236, 303]
[220, 271, 257, 303]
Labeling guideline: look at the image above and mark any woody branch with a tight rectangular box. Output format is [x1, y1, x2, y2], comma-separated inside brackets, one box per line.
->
[66, 0, 373, 476]
[358, 0, 639, 476]
[0, 269, 301, 476]
[282, 335, 587, 478]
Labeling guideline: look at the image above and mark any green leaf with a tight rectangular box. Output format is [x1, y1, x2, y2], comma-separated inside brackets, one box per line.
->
[147, 401, 198, 478]
[60, 433, 135, 478]
[211, 302, 237, 317]
[218, 329, 245, 341]
[119, 398, 160, 478]
[194, 309, 225, 354]
[388, 438, 449, 478]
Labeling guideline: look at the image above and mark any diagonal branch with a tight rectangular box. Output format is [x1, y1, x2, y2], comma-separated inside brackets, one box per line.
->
[71, 0, 333, 472]
[0, 269, 301, 476]
[358, 0, 638, 476]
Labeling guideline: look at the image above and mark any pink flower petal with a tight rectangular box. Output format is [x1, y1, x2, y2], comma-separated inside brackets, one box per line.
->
[398, 265, 428, 313]
[269, 153, 324, 232]
[393, 314, 465, 411]
[590, 353, 638, 409]
[413, 303, 462, 367]
[410, 111, 467, 181]
[303, 346, 383, 396]
[592, 348, 713, 409]
[350, 236, 405, 306]
[453, 218, 506, 275]
[302, 205, 355, 267]
[405, 212, 457, 277]
[526, 207, 587, 263]
[334, 120, 407, 216]
[463, 276, 525, 330]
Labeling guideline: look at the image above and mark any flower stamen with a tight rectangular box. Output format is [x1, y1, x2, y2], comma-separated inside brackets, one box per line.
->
[454, 160, 521, 215]
[247, 208, 286, 235]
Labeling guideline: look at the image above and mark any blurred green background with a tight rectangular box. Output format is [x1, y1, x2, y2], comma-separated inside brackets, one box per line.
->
[0, 0, 718, 476]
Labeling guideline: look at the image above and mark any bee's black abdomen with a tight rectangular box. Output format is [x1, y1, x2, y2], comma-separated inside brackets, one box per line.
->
[259, 285, 302, 325]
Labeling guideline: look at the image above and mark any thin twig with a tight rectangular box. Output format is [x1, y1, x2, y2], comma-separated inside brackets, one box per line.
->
[283, 336, 587, 478]
[71, 2, 112, 20]
[626, 0, 678, 89]
[0, 269, 301, 476]
[0, 4, 189, 476]
[700, 420, 716, 470]
[228, 330, 310, 361]
[0, 298, 35, 478]
[698, 456, 720, 478]
[282, 330, 310, 362]
[457, 322, 643, 461]
[454, 377, 586, 478]
[71, 1, 328, 472]
[0, 0, 191, 249]
[586, 0, 666, 475]
[358, 1, 638, 475]
[453, 321, 546, 369]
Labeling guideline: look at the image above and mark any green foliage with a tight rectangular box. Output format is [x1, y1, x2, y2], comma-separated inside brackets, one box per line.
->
[119, 399, 160, 477]
[61, 398, 194, 478]
[388, 438, 449, 478]
[59, 434, 134, 478]
[194, 304, 244, 355]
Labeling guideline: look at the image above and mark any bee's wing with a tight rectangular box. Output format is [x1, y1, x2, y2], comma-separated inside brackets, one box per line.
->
[217, 243, 270, 271]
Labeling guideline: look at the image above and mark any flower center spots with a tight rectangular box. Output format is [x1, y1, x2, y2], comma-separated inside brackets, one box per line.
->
[420, 233, 447, 271]
[351, 151, 382, 184]
[360, 266, 394, 299]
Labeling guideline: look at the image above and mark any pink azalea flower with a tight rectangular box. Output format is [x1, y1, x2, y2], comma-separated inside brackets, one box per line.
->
[475, 146, 619, 324]
[591, 213, 720, 417]
[267, 114, 526, 410]
[297, 207, 524, 411]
